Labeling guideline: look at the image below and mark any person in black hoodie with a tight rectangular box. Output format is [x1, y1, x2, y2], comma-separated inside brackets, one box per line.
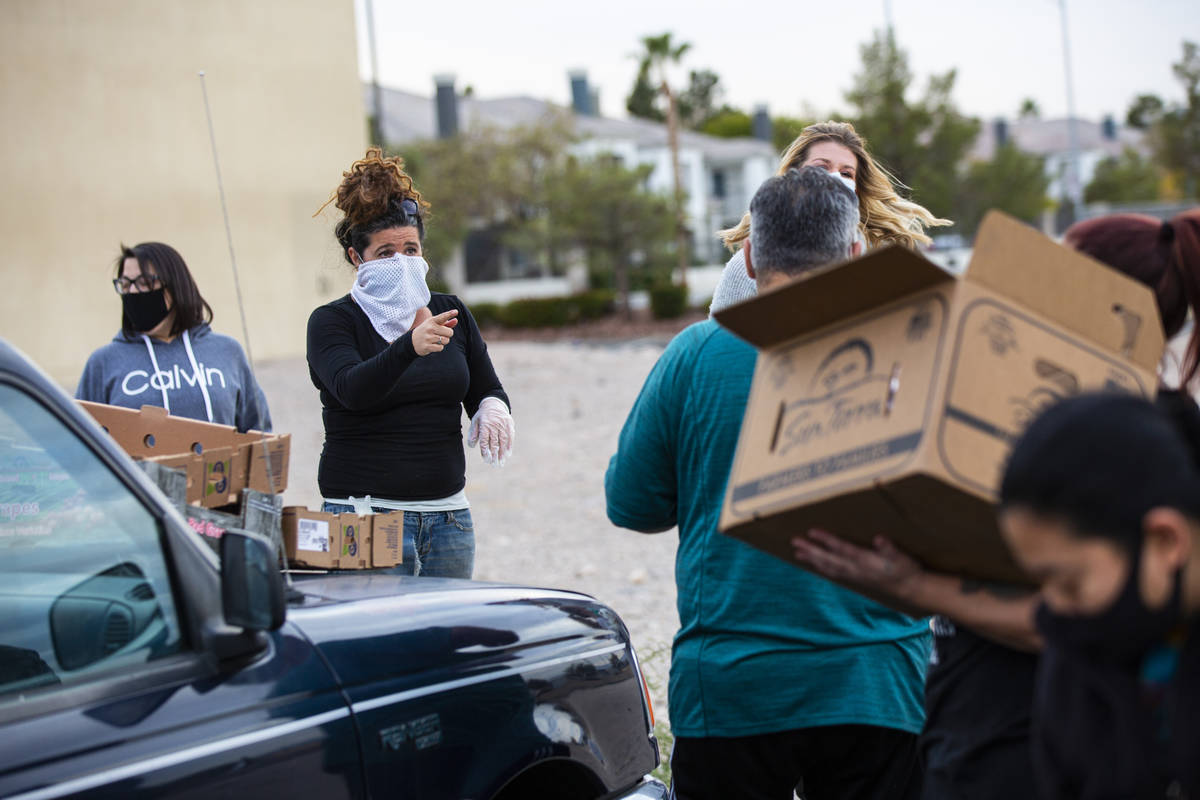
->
[998, 390, 1200, 799]
[307, 147, 513, 579]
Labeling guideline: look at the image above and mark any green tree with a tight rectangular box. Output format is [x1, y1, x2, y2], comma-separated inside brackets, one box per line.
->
[1019, 98, 1041, 119]
[1127, 42, 1200, 197]
[1085, 147, 1162, 204]
[542, 156, 676, 317]
[402, 116, 677, 307]
[629, 65, 731, 131]
[843, 29, 980, 219]
[1163, 40, 1200, 195]
[399, 115, 576, 273]
[626, 62, 664, 122]
[635, 33, 692, 282]
[956, 144, 1050, 234]
[677, 69, 725, 129]
[700, 109, 752, 139]
[771, 115, 813, 152]
[1125, 93, 1165, 129]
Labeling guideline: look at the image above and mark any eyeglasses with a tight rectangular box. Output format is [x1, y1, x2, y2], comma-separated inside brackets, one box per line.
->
[112, 274, 162, 295]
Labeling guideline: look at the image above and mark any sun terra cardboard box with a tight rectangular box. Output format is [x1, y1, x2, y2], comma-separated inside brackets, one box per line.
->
[712, 211, 1165, 584]
[283, 507, 339, 569]
[78, 402, 289, 507]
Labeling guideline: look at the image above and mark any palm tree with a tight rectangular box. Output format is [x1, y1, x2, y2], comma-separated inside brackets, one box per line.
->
[637, 33, 691, 287]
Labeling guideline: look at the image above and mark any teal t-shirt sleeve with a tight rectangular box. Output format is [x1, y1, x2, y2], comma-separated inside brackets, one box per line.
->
[605, 328, 699, 532]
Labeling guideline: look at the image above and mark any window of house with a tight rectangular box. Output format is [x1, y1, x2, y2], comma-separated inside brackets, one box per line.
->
[712, 170, 727, 199]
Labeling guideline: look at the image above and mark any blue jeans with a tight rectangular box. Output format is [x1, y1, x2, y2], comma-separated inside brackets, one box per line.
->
[321, 503, 475, 579]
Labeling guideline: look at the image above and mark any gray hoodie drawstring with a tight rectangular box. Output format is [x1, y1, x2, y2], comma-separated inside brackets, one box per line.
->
[140, 330, 214, 423]
[181, 329, 214, 423]
[140, 334, 171, 414]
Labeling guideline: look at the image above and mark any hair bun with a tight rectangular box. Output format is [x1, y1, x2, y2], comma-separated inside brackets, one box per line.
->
[316, 146, 429, 227]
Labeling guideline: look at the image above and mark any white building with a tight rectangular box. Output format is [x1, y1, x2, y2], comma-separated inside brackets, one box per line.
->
[368, 76, 778, 296]
[969, 116, 1150, 223]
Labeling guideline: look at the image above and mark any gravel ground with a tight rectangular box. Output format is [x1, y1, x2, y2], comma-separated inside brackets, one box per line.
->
[255, 335, 684, 718]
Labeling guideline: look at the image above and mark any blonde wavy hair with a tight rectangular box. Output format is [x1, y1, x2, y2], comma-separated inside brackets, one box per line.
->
[719, 121, 951, 251]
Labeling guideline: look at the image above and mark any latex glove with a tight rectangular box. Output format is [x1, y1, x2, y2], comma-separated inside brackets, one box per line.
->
[467, 396, 514, 466]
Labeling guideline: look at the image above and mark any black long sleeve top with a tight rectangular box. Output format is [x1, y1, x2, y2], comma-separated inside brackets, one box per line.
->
[306, 293, 509, 501]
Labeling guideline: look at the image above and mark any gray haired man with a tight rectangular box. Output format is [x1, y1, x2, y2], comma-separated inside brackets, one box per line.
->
[606, 165, 928, 800]
[743, 164, 862, 288]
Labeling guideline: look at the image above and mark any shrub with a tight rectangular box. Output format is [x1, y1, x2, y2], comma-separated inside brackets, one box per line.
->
[649, 283, 688, 319]
[499, 296, 575, 328]
[574, 289, 616, 320]
[468, 301, 503, 327]
[495, 291, 617, 328]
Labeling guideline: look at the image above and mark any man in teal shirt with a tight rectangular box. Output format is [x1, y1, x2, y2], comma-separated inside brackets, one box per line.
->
[606, 167, 930, 800]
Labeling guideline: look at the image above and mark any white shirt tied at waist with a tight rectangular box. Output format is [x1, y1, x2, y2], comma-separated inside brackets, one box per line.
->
[323, 489, 469, 514]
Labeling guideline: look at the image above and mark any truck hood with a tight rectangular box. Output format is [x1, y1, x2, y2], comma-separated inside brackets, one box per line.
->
[284, 574, 631, 690]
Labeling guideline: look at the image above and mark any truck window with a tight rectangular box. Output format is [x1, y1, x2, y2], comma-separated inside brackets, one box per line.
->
[0, 384, 183, 698]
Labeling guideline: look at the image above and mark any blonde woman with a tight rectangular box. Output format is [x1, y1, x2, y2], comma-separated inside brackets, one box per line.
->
[709, 120, 950, 312]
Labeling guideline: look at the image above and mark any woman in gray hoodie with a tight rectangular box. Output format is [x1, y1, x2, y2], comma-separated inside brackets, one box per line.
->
[76, 242, 271, 433]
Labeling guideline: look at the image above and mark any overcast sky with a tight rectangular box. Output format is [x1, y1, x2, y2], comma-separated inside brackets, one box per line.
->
[355, 0, 1198, 124]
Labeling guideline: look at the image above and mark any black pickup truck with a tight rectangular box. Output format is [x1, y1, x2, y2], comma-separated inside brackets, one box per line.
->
[0, 338, 665, 799]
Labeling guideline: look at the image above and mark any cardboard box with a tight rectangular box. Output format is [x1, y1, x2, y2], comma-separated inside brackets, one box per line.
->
[371, 511, 404, 568]
[713, 211, 1164, 584]
[78, 402, 291, 504]
[337, 513, 373, 570]
[283, 507, 339, 569]
[144, 452, 204, 504]
[198, 446, 238, 508]
[233, 431, 291, 495]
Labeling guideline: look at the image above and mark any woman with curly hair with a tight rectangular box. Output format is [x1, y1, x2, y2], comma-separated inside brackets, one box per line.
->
[710, 120, 951, 313]
[307, 147, 513, 578]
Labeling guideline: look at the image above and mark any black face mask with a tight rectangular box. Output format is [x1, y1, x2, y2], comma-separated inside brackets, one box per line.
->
[122, 289, 170, 333]
[1036, 541, 1184, 666]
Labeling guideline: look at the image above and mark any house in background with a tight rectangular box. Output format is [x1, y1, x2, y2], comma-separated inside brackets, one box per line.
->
[969, 115, 1154, 231]
[368, 73, 778, 302]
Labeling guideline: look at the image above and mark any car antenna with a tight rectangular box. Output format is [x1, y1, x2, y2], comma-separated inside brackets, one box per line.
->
[197, 70, 290, 586]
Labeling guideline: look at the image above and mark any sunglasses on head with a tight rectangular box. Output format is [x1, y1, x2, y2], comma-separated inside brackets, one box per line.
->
[398, 197, 420, 226]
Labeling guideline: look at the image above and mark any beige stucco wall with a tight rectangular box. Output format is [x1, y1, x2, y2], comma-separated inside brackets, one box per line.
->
[0, 0, 367, 387]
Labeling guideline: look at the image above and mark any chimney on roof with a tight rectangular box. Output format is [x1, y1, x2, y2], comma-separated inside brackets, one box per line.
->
[752, 105, 772, 143]
[434, 74, 459, 139]
[1101, 114, 1117, 141]
[569, 70, 594, 116]
[994, 118, 1009, 148]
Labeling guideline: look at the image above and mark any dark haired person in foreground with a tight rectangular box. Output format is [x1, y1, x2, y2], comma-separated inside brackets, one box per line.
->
[999, 391, 1200, 799]
[77, 241, 271, 432]
[607, 167, 929, 800]
[791, 207, 1200, 799]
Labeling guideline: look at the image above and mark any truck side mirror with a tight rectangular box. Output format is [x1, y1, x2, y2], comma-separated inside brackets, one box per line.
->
[220, 531, 285, 632]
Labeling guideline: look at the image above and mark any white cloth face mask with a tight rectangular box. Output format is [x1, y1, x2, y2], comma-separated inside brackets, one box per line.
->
[351, 254, 432, 343]
[833, 172, 857, 194]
